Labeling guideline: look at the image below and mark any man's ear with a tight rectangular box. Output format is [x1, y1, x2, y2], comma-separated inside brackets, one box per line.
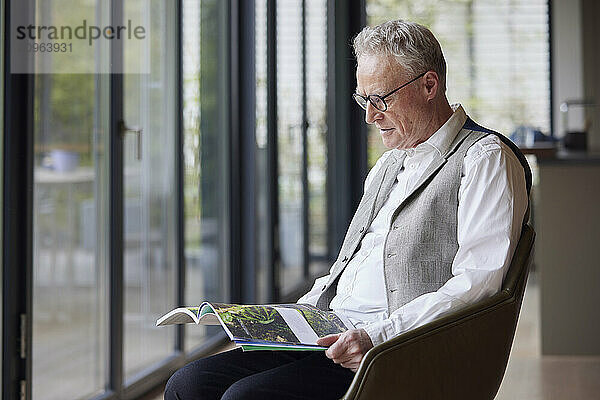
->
[423, 71, 439, 101]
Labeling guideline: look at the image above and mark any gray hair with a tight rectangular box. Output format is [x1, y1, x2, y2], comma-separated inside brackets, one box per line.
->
[353, 20, 447, 92]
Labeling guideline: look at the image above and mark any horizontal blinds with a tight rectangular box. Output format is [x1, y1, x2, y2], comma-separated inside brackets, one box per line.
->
[367, 0, 551, 136]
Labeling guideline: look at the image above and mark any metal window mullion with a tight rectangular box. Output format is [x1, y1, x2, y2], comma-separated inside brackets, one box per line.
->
[174, 0, 185, 353]
[267, 0, 280, 303]
[2, 2, 34, 399]
[326, 0, 366, 257]
[229, 0, 242, 303]
[108, 0, 124, 394]
[349, 1, 367, 218]
[301, 0, 310, 279]
[326, 0, 339, 259]
[233, 0, 258, 303]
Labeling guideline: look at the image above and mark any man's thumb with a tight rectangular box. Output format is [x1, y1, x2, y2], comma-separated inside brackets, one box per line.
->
[316, 333, 340, 346]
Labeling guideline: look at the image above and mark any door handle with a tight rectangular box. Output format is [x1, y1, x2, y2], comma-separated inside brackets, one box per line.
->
[119, 120, 143, 160]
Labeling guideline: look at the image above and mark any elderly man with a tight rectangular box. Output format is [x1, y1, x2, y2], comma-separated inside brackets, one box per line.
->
[165, 19, 530, 400]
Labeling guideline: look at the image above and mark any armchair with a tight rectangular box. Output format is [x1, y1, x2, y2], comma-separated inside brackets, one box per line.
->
[342, 224, 535, 400]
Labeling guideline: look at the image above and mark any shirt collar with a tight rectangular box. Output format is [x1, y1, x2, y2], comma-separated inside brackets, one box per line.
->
[392, 103, 467, 159]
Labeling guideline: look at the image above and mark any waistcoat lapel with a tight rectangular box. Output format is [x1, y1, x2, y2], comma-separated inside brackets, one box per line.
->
[371, 152, 406, 223]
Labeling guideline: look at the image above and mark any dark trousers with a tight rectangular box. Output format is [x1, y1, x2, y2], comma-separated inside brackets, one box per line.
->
[164, 348, 355, 400]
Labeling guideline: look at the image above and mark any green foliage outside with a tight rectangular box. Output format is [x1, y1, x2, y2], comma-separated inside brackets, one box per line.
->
[34, 0, 98, 165]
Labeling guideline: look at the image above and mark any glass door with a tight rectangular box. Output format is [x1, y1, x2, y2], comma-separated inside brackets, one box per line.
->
[122, 0, 178, 380]
[31, 0, 110, 398]
[182, 0, 229, 351]
[30, 0, 180, 396]
[277, 0, 305, 295]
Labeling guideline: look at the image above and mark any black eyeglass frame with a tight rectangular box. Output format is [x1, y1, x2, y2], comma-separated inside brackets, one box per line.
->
[352, 71, 427, 112]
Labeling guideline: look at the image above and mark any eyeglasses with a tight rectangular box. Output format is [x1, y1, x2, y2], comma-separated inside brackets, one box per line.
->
[352, 72, 426, 112]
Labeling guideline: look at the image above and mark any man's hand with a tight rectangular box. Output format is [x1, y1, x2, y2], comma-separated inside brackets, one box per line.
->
[316, 329, 374, 372]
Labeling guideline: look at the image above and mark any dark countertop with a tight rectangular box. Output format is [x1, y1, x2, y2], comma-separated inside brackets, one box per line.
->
[537, 149, 600, 165]
[518, 144, 600, 165]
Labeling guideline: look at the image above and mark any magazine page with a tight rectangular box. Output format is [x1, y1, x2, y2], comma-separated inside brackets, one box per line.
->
[276, 304, 354, 336]
[156, 305, 221, 326]
[206, 303, 305, 346]
[273, 307, 320, 345]
[156, 306, 201, 326]
[197, 303, 224, 325]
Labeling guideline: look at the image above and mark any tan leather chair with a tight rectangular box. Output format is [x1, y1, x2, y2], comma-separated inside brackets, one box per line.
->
[341, 224, 535, 400]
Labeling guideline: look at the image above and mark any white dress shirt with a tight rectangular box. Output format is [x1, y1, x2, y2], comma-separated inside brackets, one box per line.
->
[297, 104, 528, 346]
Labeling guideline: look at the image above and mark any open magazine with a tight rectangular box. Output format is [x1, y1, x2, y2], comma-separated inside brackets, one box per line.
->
[156, 303, 354, 351]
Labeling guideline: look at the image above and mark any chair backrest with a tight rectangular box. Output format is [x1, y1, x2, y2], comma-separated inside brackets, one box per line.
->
[501, 223, 535, 297]
[342, 224, 535, 400]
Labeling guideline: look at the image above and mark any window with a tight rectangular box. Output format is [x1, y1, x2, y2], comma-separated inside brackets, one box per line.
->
[366, 0, 550, 167]
[4, 1, 346, 397]
[183, 0, 229, 351]
[256, 0, 331, 300]
[122, 0, 178, 379]
[30, 0, 182, 396]
[255, 0, 269, 302]
[277, 0, 305, 295]
[306, 0, 329, 275]
[31, 0, 108, 397]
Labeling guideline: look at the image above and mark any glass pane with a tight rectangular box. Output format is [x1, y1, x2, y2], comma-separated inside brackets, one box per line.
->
[123, 0, 177, 378]
[255, 0, 269, 303]
[277, 0, 304, 295]
[183, 0, 228, 351]
[306, 0, 329, 275]
[31, 1, 109, 398]
[365, 0, 550, 167]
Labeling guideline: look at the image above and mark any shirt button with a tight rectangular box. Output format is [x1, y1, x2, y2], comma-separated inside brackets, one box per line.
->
[359, 226, 365, 233]
[393, 225, 399, 230]
[387, 253, 393, 258]
[342, 256, 348, 262]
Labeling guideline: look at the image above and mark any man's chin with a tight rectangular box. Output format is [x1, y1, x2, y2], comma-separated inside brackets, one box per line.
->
[381, 136, 414, 150]
[380, 129, 407, 149]
[381, 136, 403, 149]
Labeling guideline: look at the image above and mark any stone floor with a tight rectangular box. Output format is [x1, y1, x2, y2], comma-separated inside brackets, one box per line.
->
[148, 272, 600, 399]
[495, 274, 600, 399]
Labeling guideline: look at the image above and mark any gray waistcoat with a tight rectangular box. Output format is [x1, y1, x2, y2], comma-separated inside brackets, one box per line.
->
[316, 122, 530, 315]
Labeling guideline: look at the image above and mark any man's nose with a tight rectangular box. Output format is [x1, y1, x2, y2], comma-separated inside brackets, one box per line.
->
[365, 102, 383, 124]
